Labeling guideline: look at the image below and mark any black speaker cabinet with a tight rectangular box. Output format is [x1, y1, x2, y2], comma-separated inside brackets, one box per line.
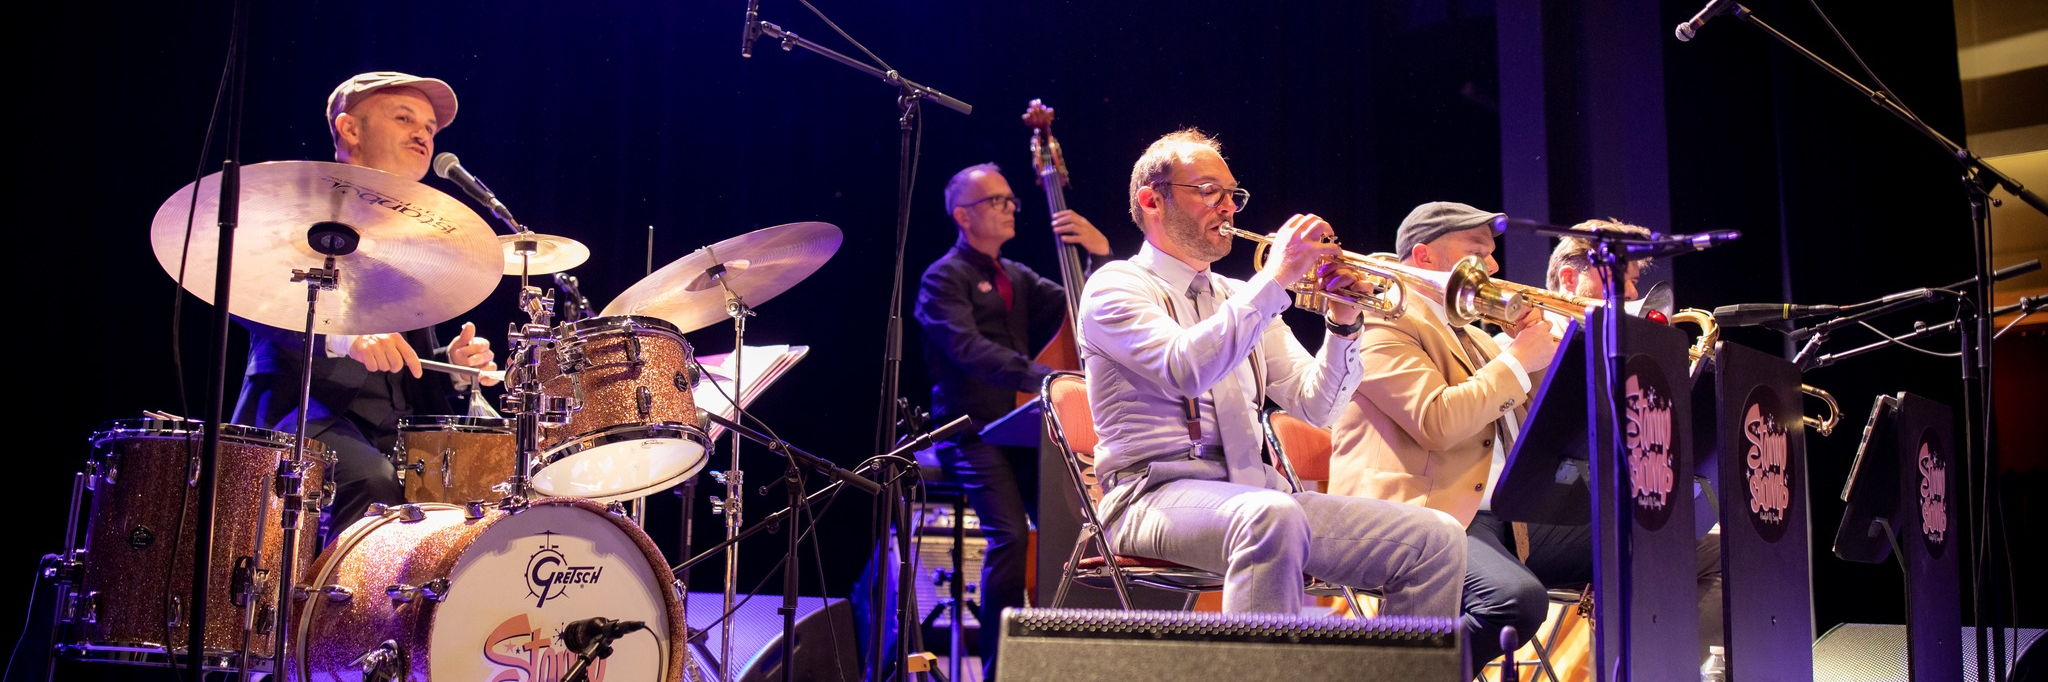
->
[1812, 623, 2042, 682]
[996, 608, 1464, 681]
[683, 592, 859, 682]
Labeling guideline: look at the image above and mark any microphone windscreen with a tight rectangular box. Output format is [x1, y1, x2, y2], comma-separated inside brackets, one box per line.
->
[432, 152, 461, 179]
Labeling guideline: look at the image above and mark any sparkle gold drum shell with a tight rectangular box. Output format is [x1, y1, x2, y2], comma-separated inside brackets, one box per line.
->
[287, 498, 686, 681]
[518, 315, 710, 501]
[392, 415, 515, 504]
[71, 419, 331, 670]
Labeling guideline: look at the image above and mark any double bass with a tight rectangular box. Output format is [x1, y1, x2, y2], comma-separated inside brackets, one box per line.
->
[1016, 99, 1087, 406]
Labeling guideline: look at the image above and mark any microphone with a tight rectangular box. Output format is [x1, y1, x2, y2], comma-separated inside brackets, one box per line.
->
[561, 617, 648, 651]
[1616, 230, 1741, 260]
[554, 273, 595, 322]
[432, 153, 522, 230]
[740, 0, 761, 57]
[1675, 0, 1737, 42]
[1711, 303, 1843, 328]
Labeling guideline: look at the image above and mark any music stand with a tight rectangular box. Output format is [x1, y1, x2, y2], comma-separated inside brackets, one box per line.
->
[1708, 341, 1815, 681]
[1492, 320, 1591, 526]
[1834, 392, 1962, 682]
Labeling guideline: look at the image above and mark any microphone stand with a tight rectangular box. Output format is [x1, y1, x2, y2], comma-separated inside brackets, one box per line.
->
[740, 14, 970, 682]
[1786, 289, 1954, 371]
[1805, 297, 2042, 371]
[188, 0, 251, 677]
[562, 636, 615, 682]
[1708, 9, 2046, 678]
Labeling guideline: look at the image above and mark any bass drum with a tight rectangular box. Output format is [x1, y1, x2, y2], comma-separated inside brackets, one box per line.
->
[289, 498, 687, 682]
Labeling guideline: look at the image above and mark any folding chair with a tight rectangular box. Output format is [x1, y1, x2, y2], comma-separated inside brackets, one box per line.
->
[1259, 408, 1373, 617]
[1041, 371, 1223, 609]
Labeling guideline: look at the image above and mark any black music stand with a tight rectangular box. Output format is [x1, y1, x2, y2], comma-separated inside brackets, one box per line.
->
[1834, 392, 1962, 682]
[1493, 320, 1591, 526]
[1706, 342, 1815, 680]
[1585, 306, 1702, 681]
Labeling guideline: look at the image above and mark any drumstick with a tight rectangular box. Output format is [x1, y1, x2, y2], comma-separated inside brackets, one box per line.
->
[420, 359, 508, 384]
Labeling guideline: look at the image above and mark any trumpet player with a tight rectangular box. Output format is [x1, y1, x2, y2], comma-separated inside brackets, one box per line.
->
[1077, 129, 1466, 618]
[1328, 200, 1561, 669]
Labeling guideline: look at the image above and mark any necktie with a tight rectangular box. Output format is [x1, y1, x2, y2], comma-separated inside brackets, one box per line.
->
[1190, 276, 1266, 487]
[990, 259, 1014, 312]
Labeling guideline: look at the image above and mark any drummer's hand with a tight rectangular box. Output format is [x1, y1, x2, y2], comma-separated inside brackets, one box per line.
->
[1052, 210, 1111, 257]
[351, 333, 422, 378]
[449, 322, 500, 387]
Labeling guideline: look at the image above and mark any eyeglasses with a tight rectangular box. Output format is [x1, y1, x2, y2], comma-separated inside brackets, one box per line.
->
[1163, 182, 1250, 212]
[964, 194, 1019, 213]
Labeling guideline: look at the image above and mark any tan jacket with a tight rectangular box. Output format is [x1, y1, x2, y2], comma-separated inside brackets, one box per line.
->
[1330, 303, 1535, 527]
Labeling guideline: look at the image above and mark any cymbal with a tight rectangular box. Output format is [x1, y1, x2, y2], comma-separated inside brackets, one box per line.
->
[151, 160, 502, 336]
[499, 232, 589, 275]
[602, 222, 841, 333]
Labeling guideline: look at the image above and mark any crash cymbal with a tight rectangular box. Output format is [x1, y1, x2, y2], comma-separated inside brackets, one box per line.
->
[499, 232, 589, 275]
[602, 222, 841, 333]
[151, 160, 502, 336]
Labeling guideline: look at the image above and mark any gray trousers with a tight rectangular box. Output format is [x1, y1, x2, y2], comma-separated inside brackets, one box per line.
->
[1105, 463, 1467, 616]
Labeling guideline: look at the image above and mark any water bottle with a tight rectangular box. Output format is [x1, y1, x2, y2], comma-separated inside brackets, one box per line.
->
[1700, 645, 1727, 682]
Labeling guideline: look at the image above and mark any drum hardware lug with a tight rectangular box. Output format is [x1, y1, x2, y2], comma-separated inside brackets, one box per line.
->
[254, 603, 277, 635]
[350, 639, 409, 682]
[674, 369, 695, 392]
[441, 446, 457, 488]
[464, 500, 489, 519]
[307, 584, 354, 603]
[366, 502, 391, 517]
[559, 343, 590, 374]
[606, 501, 629, 517]
[636, 386, 654, 419]
[41, 551, 84, 585]
[396, 504, 428, 522]
[624, 331, 646, 365]
[230, 556, 256, 607]
[385, 577, 450, 604]
[77, 591, 100, 624]
[98, 452, 122, 487]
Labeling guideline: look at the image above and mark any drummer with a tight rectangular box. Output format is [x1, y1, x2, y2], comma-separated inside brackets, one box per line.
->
[232, 71, 501, 540]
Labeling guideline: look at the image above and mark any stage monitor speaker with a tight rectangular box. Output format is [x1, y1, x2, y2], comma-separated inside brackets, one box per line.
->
[684, 592, 859, 682]
[1812, 623, 2042, 682]
[995, 608, 1464, 681]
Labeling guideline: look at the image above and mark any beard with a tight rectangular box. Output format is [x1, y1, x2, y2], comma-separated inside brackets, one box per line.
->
[1161, 199, 1231, 264]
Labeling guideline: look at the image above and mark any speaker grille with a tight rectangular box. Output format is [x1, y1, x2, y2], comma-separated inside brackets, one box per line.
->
[1005, 608, 1457, 648]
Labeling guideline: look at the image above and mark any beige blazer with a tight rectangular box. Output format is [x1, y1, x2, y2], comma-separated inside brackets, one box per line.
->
[1330, 303, 1536, 527]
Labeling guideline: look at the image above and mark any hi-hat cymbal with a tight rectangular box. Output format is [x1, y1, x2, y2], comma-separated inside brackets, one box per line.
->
[499, 232, 590, 275]
[602, 222, 841, 333]
[151, 160, 502, 336]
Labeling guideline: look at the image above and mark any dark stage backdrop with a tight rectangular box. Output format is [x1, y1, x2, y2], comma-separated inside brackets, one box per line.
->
[17, 0, 1995, 670]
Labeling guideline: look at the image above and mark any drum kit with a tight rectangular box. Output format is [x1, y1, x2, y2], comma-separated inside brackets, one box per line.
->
[52, 160, 844, 681]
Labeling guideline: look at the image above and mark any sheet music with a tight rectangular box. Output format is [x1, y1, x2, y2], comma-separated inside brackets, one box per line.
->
[693, 344, 809, 440]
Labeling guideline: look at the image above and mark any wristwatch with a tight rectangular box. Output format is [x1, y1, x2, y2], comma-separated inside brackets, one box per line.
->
[1325, 315, 1364, 337]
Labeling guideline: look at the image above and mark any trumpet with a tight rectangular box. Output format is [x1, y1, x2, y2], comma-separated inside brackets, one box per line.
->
[1408, 255, 1603, 328]
[1218, 224, 1412, 319]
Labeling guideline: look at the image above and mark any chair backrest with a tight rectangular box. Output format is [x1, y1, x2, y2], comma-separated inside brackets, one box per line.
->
[1041, 371, 1104, 508]
[1263, 409, 1332, 489]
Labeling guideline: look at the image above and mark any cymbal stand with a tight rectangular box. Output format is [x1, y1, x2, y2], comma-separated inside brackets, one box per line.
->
[703, 243, 755, 682]
[501, 245, 568, 509]
[239, 221, 358, 678]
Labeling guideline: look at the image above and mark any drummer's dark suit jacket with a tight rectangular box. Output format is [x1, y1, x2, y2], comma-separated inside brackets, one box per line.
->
[231, 322, 461, 444]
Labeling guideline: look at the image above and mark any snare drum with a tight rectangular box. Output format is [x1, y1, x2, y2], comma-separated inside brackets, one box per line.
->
[521, 315, 710, 501]
[287, 498, 687, 682]
[393, 415, 515, 504]
[69, 419, 332, 670]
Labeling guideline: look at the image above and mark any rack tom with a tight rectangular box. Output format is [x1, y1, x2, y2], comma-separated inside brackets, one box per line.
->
[519, 315, 710, 501]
